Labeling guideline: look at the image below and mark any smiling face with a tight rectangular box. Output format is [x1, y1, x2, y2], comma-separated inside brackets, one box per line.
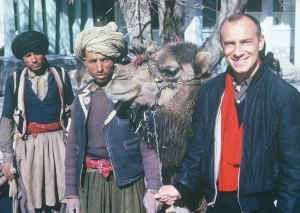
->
[82, 51, 115, 87]
[220, 16, 264, 83]
[22, 52, 47, 74]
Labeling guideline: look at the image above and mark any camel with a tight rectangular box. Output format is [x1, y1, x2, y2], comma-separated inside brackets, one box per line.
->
[105, 41, 211, 212]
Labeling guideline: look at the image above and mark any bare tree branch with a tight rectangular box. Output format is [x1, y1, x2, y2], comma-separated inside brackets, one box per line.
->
[70, 0, 250, 75]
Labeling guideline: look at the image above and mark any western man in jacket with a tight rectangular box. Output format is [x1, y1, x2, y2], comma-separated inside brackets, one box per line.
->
[154, 13, 300, 213]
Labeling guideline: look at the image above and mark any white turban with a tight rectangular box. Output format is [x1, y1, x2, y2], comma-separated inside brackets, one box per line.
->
[73, 22, 128, 62]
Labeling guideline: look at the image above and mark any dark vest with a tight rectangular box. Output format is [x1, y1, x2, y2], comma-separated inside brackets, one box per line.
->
[74, 85, 144, 189]
[24, 72, 61, 124]
[12, 66, 71, 137]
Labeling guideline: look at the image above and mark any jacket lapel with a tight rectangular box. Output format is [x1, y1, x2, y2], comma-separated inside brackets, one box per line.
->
[78, 83, 92, 122]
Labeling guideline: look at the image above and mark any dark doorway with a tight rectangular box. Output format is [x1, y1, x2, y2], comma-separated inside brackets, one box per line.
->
[92, 0, 115, 27]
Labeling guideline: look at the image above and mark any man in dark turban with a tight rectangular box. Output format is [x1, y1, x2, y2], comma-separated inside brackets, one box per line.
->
[0, 30, 74, 212]
[65, 22, 163, 213]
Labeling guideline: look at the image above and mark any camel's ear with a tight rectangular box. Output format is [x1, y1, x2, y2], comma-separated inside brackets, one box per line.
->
[195, 51, 211, 74]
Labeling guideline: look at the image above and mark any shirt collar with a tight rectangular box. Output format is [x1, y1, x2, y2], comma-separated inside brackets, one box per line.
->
[27, 68, 49, 81]
[90, 81, 100, 92]
[232, 75, 253, 90]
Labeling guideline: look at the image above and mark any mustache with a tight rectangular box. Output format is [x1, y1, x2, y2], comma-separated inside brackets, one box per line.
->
[31, 62, 42, 66]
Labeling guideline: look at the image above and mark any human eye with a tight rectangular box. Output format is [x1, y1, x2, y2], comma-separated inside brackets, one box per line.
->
[224, 42, 234, 47]
[242, 39, 252, 45]
[24, 53, 31, 58]
[100, 58, 109, 63]
[88, 59, 96, 64]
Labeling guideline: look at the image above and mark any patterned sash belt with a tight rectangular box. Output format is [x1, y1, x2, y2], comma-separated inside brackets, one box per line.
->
[27, 121, 62, 138]
[86, 156, 113, 179]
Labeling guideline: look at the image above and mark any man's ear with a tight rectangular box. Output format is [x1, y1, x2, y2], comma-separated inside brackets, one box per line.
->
[258, 35, 265, 51]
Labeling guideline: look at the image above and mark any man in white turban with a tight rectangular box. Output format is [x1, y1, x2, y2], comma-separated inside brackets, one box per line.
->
[64, 22, 162, 213]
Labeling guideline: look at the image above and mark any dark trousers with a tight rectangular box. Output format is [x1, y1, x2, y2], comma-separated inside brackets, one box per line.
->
[206, 191, 276, 213]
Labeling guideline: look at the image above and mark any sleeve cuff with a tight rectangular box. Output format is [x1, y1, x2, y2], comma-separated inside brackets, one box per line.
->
[146, 178, 161, 190]
[63, 195, 80, 199]
[2, 152, 14, 163]
[65, 186, 79, 197]
[173, 181, 193, 197]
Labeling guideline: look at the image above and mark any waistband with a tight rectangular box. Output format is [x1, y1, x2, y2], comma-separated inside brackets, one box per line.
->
[27, 121, 62, 138]
[86, 156, 112, 179]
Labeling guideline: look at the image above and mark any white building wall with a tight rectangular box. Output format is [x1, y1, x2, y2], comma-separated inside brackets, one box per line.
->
[184, 0, 203, 47]
[0, 1, 298, 63]
[260, 0, 273, 54]
[0, 0, 3, 50]
[260, 0, 296, 62]
[3, 0, 14, 57]
[270, 27, 295, 61]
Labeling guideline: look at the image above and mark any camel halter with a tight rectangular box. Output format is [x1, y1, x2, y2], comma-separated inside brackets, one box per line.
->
[134, 54, 205, 106]
[132, 54, 205, 187]
[133, 54, 166, 187]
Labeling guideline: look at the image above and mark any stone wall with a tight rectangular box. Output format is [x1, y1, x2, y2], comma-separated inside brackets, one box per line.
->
[272, 47, 294, 63]
[0, 55, 85, 96]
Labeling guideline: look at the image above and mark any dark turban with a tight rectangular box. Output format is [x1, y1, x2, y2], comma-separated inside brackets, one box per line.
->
[11, 30, 49, 59]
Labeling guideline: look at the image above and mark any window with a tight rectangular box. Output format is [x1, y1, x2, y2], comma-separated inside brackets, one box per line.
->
[202, 0, 262, 29]
[246, 0, 262, 12]
[150, 1, 159, 29]
[273, 0, 295, 27]
[245, 0, 262, 22]
[202, 0, 221, 29]
[92, 0, 114, 27]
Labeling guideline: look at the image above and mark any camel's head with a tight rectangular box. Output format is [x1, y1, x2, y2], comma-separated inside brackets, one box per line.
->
[105, 42, 211, 173]
[105, 42, 211, 108]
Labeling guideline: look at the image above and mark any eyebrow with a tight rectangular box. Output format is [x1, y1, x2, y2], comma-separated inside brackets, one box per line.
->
[241, 38, 254, 42]
[86, 56, 108, 61]
[223, 38, 254, 44]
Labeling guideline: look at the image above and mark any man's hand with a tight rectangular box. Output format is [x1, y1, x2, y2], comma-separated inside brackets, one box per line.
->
[143, 191, 163, 213]
[66, 197, 81, 213]
[2, 162, 14, 180]
[154, 185, 182, 205]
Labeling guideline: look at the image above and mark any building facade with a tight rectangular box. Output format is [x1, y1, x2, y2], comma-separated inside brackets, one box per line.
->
[0, 0, 299, 64]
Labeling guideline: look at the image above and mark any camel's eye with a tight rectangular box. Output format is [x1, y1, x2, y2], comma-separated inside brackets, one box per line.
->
[161, 67, 180, 77]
